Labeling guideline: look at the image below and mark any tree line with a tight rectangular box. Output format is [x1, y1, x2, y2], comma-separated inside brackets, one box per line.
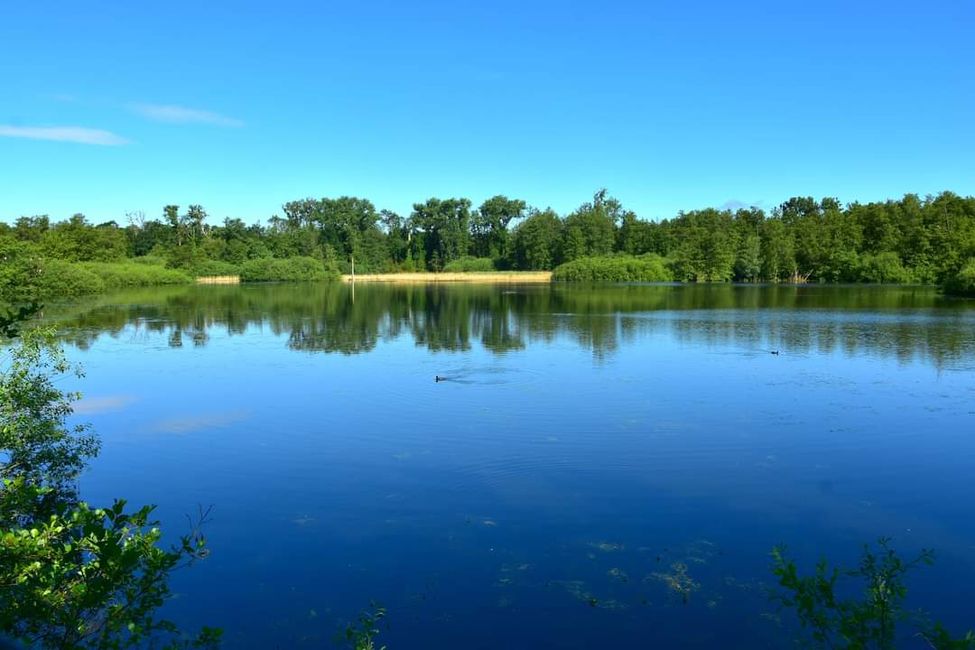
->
[37, 283, 975, 366]
[2, 189, 974, 287]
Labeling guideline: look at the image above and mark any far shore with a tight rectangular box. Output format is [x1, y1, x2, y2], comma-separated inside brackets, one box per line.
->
[341, 271, 552, 284]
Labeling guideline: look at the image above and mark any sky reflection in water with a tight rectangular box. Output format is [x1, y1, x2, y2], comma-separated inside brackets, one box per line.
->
[52, 283, 975, 648]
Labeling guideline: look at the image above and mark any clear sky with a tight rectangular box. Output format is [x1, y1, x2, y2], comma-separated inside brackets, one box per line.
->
[1, 0, 972, 225]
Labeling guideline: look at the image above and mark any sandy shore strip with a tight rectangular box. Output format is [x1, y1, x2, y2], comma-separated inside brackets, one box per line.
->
[196, 275, 241, 284]
[341, 272, 552, 283]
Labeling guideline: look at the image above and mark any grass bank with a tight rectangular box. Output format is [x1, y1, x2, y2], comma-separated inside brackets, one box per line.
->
[341, 271, 552, 283]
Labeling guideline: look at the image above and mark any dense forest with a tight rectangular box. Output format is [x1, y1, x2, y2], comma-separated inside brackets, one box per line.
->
[2, 190, 975, 300]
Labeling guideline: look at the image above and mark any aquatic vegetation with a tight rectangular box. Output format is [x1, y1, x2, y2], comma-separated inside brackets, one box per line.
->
[549, 580, 627, 610]
[551, 580, 594, 604]
[683, 539, 718, 565]
[607, 567, 629, 583]
[499, 562, 531, 574]
[649, 562, 700, 604]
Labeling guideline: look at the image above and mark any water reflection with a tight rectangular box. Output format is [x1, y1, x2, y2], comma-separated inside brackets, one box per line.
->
[45, 283, 975, 367]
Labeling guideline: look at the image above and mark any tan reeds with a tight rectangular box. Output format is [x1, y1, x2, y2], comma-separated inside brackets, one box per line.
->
[341, 272, 552, 284]
[196, 275, 241, 285]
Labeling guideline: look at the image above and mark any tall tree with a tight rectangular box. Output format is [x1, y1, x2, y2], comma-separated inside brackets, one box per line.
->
[471, 196, 526, 262]
[558, 190, 619, 263]
[510, 209, 561, 270]
[411, 198, 472, 270]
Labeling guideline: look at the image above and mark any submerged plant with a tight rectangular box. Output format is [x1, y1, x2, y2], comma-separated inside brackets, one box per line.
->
[771, 538, 974, 649]
[650, 561, 699, 604]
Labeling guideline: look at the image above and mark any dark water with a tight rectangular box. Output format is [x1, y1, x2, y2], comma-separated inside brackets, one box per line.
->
[50, 283, 975, 648]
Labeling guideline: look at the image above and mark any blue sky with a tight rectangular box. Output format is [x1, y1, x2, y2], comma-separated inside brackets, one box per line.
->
[1, 0, 972, 225]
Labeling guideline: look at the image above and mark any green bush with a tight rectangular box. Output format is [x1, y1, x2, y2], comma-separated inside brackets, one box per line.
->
[443, 256, 497, 272]
[943, 258, 975, 297]
[78, 262, 193, 288]
[1, 237, 42, 303]
[553, 254, 674, 282]
[192, 260, 241, 277]
[239, 256, 337, 282]
[131, 255, 170, 266]
[33, 260, 107, 298]
[3, 257, 192, 302]
[857, 252, 914, 284]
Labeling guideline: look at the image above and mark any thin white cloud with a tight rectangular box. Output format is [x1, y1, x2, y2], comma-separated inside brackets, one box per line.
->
[131, 103, 244, 127]
[149, 410, 250, 434]
[0, 124, 130, 145]
[73, 395, 138, 415]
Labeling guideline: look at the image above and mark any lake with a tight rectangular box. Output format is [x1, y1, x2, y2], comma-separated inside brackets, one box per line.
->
[50, 282, 975, 648]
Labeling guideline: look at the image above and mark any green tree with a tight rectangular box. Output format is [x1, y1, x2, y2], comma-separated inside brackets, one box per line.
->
[760, 218, 797, 282]
[510, 208, 561, 270]
[411, 198, 472, 270]
[13, 216, 50, 243]
[669, 209, 736, 281]
[471, 195, 526, 263]
[557, 190, 618, 263]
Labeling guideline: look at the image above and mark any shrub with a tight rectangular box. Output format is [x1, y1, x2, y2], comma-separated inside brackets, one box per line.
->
[857, 252, 914, 284]
[193, 260, 241, 277]
[443, 256, 497, 272]
[33, 260, 107, 298]
[77, 262, 193, 288]
[239, 256, 337, 282]
[131, 255, 169, 266]
[943, 258, 975, 297]
[552, 254, 674, 282]
[1, 237, 44, 303]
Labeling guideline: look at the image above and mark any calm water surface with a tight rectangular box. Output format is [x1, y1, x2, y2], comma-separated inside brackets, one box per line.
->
[50, 283, 975, 648]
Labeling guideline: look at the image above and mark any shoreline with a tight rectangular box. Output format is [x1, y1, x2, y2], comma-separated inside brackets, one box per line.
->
[341, 271, 552, 284]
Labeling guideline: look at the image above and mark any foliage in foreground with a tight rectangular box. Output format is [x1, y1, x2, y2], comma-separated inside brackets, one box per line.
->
[342, 603, 387, 650]
[1, 324, 219, 649]
[552, 254, 674, 282]
[771, 539, 974, 649]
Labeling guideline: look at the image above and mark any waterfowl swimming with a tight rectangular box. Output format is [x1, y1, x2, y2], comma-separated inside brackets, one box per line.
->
[770, 350, 780, 355]
[435, 375, 444, 382]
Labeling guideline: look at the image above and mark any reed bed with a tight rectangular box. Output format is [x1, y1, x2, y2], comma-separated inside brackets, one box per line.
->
[196, 275, 241, 285]
[342, 272, 552, 284]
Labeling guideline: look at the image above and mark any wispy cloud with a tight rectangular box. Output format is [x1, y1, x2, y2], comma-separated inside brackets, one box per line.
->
[130, 103, 244, 127]
[720, 199, 768, 211]
[73, 395, 138, 415]
[0, 124, 130, 145]
[149, 410, 250, 434]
